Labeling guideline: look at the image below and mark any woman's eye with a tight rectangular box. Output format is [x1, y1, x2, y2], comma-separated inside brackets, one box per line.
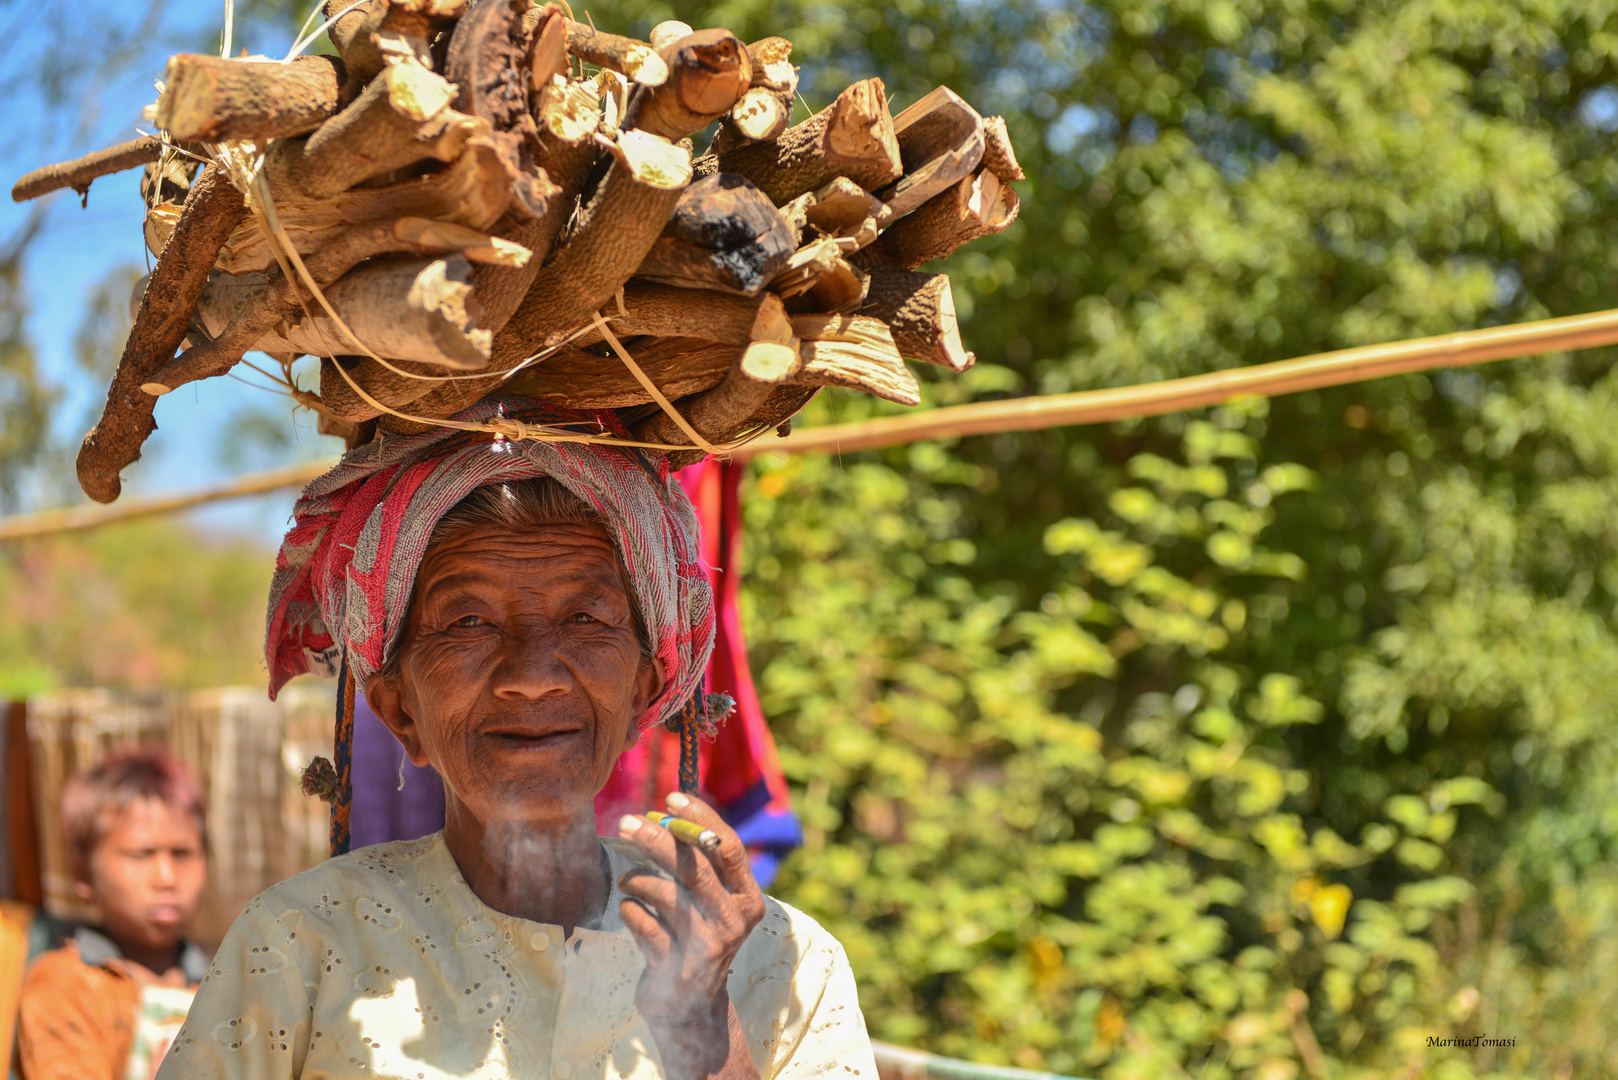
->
[453, 615, 484, 628]
[567, 612, 597, 624]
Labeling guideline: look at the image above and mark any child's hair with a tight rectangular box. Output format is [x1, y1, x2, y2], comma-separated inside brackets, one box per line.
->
[60, 747, 207, 882]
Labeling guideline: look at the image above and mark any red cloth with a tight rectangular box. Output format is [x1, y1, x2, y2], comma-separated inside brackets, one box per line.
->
[594, 461, 799, 880]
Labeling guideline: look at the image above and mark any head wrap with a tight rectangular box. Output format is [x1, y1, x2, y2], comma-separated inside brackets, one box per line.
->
[265, 398, 715, 732]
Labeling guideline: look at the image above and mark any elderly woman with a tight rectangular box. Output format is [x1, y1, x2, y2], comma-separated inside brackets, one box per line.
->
[158, 401, 874, 1080]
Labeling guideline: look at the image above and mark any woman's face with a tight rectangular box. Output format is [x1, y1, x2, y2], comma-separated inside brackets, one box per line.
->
[367, 522, 662, 829]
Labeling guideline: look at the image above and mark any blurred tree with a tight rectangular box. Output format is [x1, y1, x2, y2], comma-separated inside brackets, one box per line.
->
[0, 213, 61, 514]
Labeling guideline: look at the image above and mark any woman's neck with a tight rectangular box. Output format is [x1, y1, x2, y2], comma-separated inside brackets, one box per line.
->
[441, 799, 610, 933]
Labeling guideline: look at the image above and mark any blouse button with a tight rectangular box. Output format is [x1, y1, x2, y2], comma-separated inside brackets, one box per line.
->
[530, 930, 550, 952]
[553, 1062, 572, 1079]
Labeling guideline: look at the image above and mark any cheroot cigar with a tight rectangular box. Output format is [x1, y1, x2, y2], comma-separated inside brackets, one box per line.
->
[645, 811, 722, 851]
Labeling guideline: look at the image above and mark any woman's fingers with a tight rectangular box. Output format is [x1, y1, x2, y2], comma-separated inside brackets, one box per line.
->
[664, 793, 757, 897]
[618, 870, 691, 933]
[618, 812, 726, 904]
[619, 896, 673, 965]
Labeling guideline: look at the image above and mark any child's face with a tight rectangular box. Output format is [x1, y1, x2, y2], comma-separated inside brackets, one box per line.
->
[75, 797, 207, 956]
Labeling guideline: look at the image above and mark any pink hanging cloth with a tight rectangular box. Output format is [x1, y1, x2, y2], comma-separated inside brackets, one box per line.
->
[593, 459, 802, 885]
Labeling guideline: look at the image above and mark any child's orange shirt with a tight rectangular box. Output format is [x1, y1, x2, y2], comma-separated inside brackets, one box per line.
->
[17, 927, 208, 1080]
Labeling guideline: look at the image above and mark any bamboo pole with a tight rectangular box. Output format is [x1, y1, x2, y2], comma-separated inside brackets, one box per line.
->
[7, 302, 1618, 541]
[0, 460, 332, 543]
[751, 303, 1618, 457]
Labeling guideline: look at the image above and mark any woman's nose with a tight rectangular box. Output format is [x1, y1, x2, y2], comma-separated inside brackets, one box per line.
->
[492, 621, 576, 699]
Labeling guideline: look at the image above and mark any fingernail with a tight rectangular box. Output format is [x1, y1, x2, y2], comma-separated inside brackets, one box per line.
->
[666, 792, 690, 811]
[619, 814, 642, 835]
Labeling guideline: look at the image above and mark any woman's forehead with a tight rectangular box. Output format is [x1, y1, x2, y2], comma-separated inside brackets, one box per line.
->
[416, 523, 627, 594]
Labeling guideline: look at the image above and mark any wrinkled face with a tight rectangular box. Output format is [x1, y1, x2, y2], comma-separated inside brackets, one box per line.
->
[76, 798, 207, 956]
[368, 523, 662, 827]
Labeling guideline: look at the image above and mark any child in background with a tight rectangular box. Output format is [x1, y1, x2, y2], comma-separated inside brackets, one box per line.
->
[17, 748, 209, 1080]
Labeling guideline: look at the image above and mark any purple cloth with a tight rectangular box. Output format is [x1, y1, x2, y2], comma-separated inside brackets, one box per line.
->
[348, 693, 445, 850]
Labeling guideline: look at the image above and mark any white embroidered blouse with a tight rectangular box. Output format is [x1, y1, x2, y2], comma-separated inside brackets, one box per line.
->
[156, 833, 874, 1080]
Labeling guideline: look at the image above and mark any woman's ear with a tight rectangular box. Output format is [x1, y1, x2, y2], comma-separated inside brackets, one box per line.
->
[366, 674, 432, 768]
[624, 650, 663, 725]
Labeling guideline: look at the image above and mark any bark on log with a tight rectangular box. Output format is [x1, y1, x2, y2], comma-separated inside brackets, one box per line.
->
[878, 86, 985, 218]
[445, 0, 528, 132]
[501, 336, 738, 407]
[76, 166, 248, 503]
[862, 270, 972, 370]
[631, 363, 775, 447]
[563, 20, 669, 87]
[702, 78, 901, 204]
[148, 137, 515, 274]
[625, 29, 752, 142]
[583, 281, 765, 344]
[263, 60, 485, 200]
[12, 136, 171, 202]
[634, 173, 795, 295]
[981, 115, 1025, 183]
[788, 314, 919, 404]
[856, 168, 1019, 270]
[157, 54, 346, 142]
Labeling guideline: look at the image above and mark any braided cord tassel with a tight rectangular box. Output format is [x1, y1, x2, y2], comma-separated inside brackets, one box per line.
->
[678, 697, 700, 795]
[329, 658, 356, 857]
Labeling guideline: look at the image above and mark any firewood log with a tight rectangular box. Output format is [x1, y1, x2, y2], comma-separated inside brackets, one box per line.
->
[76, 166, 247, 503]
[856, 168, 1019, 270]
[146, 218, 513, 394]
[703, 35, 794, 155]
[11, 136, 180, 203]
[526, 4, 568, 90]
[324, 0, 465, 88]
[862, 270, 972, 370]
[701, 78, 901, 204]
[627, 286, 800, 447]
[789, 176, 888, 238]
[562, 20, 669, 87]
[650, 21, 693, 50]
[583, 282, 767, 344]
[263, 58, 485, 200]
[878, 86, 985, 218]
[502, 337, 739, 407]
[156, 55, 347, 142]
[376, 129, 691, 429]
[145, 137, 516, 274]
[788, 314, 919, 404]
[981, 115, 1025, 183]
[784, 255, 865, 314]
[633, 173, 795, 295]
[624, 29, 752, 142]
[746, 37, 796, 94]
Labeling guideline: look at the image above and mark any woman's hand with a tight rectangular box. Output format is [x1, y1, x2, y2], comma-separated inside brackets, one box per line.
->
[617, 792, 766, 1080]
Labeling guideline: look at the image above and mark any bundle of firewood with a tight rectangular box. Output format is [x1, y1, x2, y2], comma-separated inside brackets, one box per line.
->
[12, 0, 1023, 501]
